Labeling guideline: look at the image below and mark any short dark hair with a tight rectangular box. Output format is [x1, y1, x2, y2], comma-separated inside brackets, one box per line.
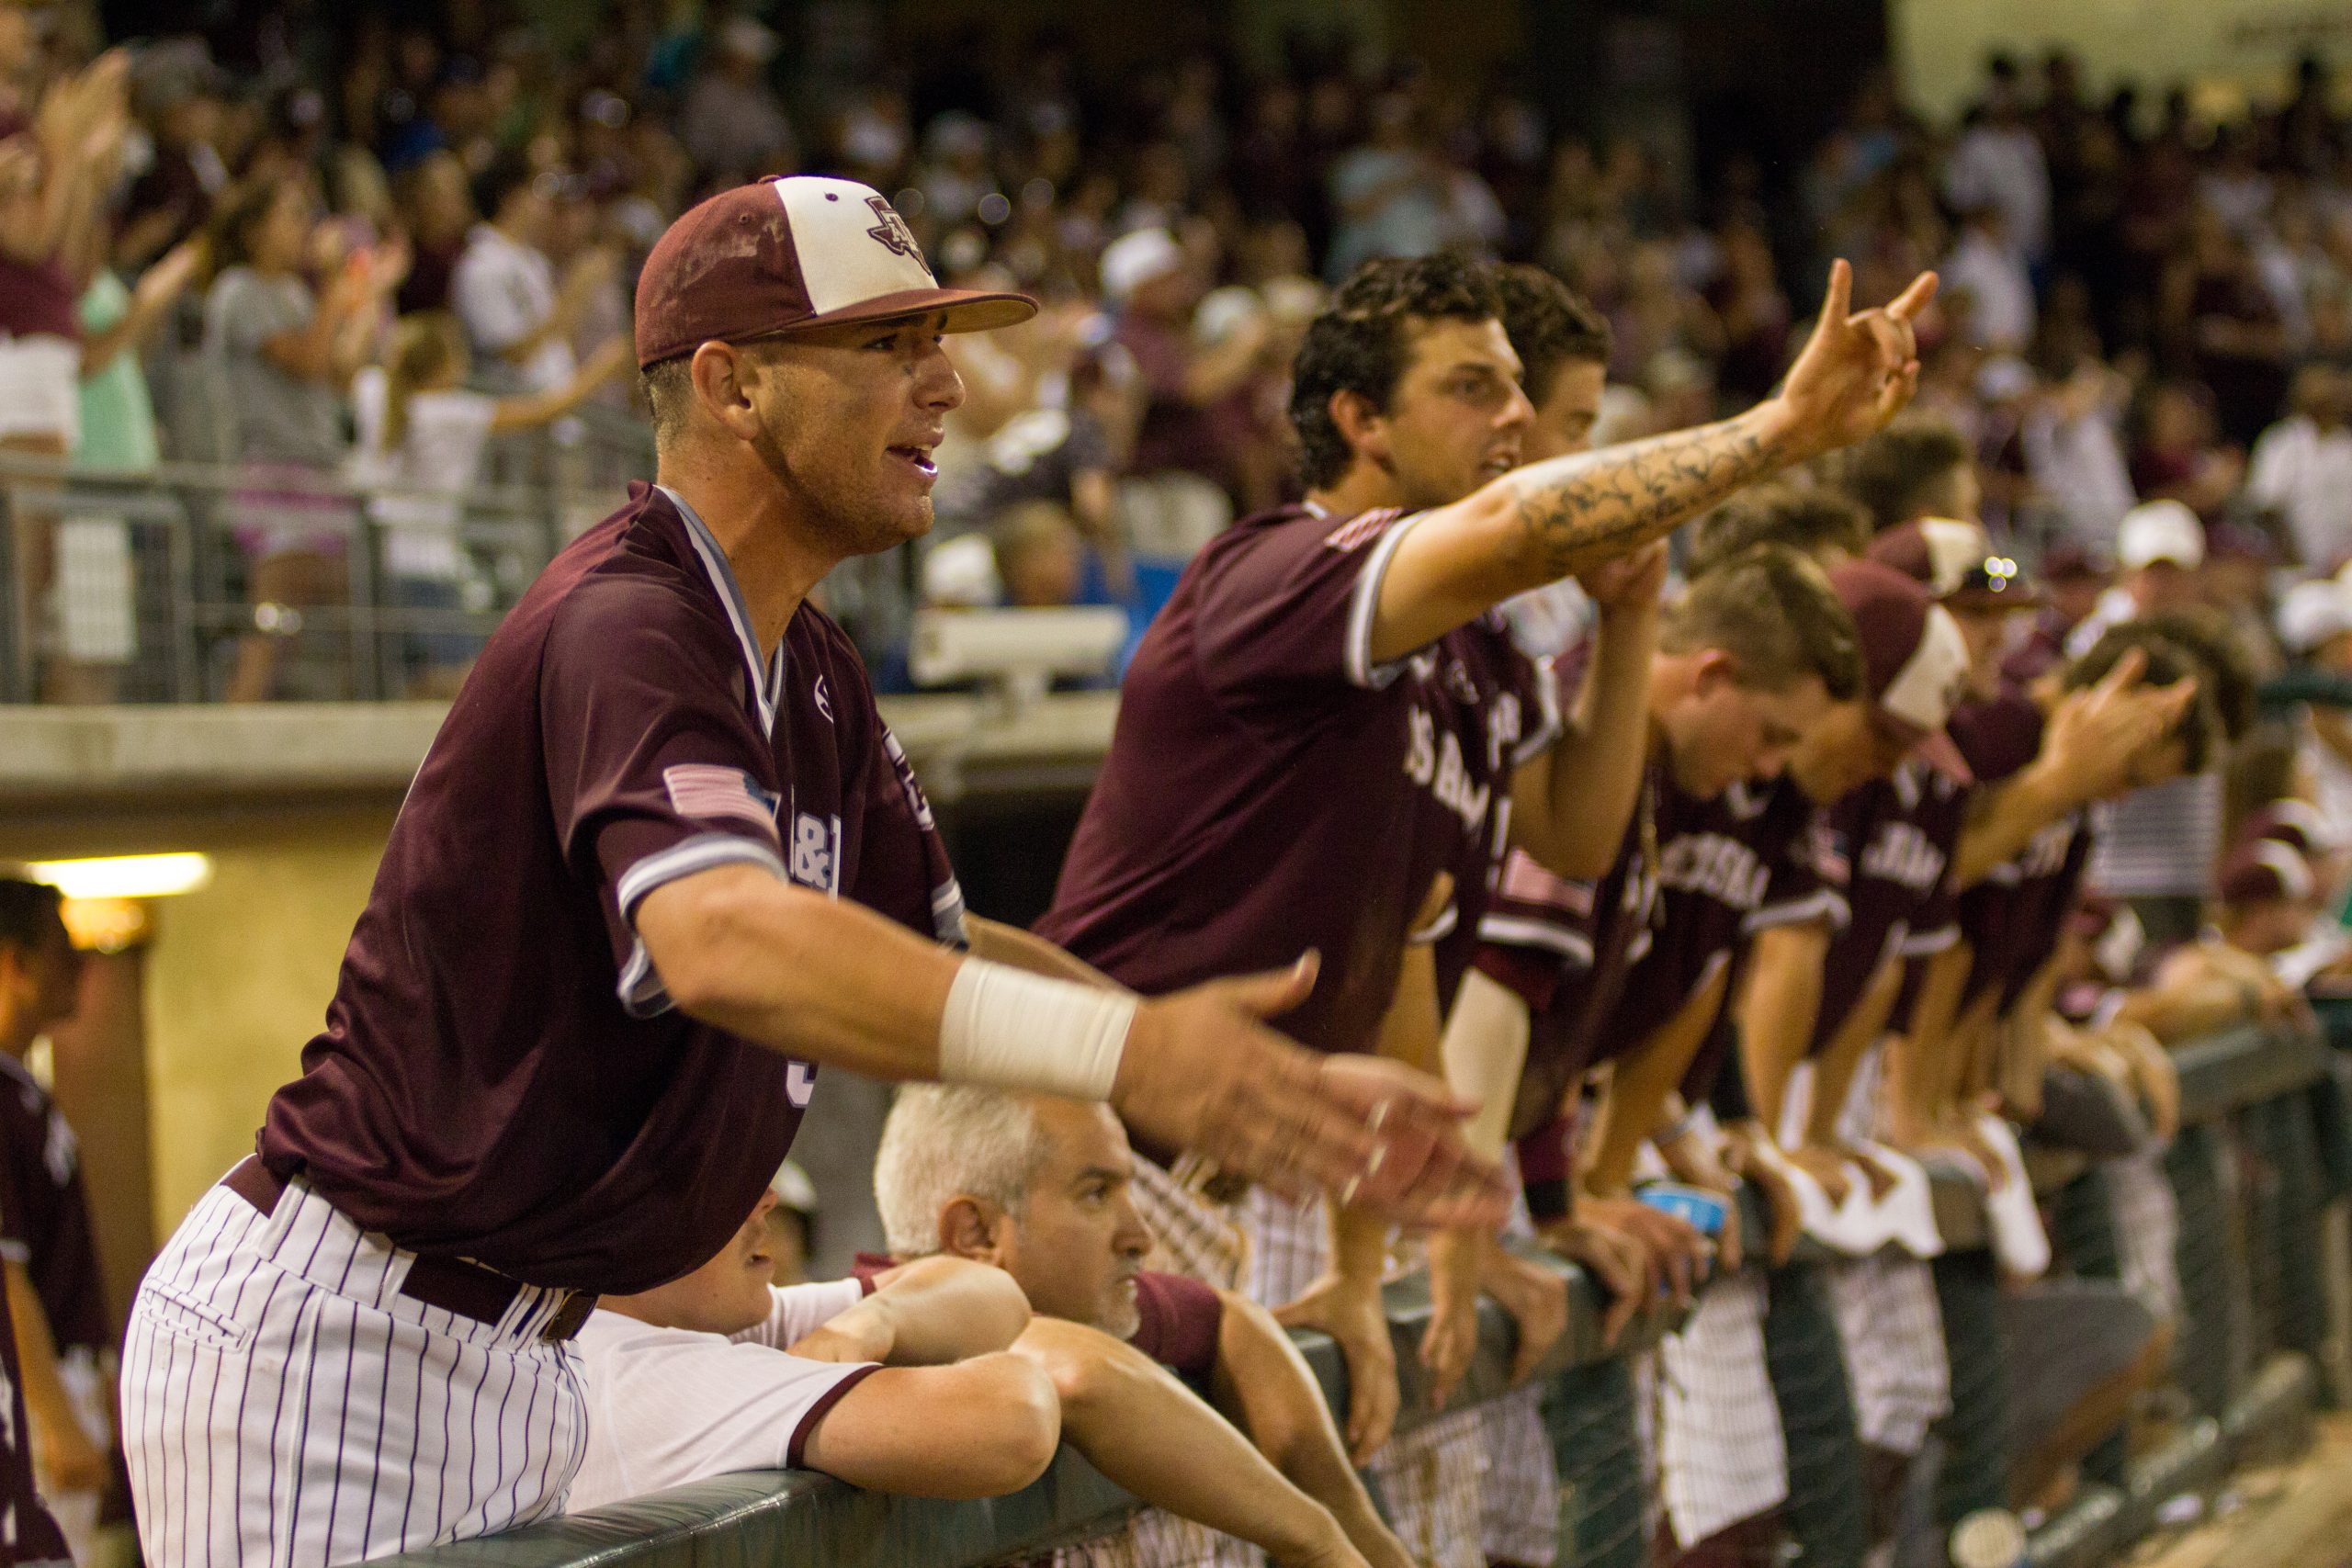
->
[2135, 607, 2258, 741]
[1684, 484, 1872, 578]
[1663, 544, 1866, 701]
[1829, 415, 1974, 531]
[0, 878, 63, 957]
[2065, 626, 2223, 773]
[1289, 254, 1500, 491]
[1493, 263, 1611, 405]
[643, 338, 787, 447]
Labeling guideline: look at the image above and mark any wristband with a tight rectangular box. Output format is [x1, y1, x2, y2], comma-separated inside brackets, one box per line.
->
[938, 958, 1136, 1100]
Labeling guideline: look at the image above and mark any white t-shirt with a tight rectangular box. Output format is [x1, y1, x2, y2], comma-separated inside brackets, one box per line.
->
[350, 367, 500, 581]
[452, 223, 575, 394]
[2246, 415, 2352, 570]
[567, 1279, 878, 1515]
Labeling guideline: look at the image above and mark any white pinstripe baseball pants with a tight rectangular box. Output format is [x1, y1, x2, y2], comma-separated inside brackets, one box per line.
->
[121, 1175, 587, 1568]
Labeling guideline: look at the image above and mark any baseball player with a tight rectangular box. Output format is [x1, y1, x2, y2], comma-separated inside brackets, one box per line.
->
[119, 177, 1500, 1568]
[1036, 250, 1929, 1566]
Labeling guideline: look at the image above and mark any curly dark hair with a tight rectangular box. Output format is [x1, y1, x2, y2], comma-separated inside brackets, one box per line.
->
[1826, 414, 1974, 532]
[1665, 543, 1866, 701]
[1493, 263, 1611, 404]
[1290, 254, 1501, 491]
[1684, 484, 1873, 578]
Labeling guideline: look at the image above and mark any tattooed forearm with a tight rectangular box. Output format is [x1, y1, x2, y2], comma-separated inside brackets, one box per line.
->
[1509, 410, 1792, 579]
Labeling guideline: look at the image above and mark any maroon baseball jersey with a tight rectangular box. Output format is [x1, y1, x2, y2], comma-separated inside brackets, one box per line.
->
[1808, 759, 1973, 1053]
[1038, 504, 1559, 1055]
[0, 1192, 69, 1566]
[0, 1057, 107, 1357]
[1466, 757, 1663, 1140]
[853, 1255, 1223, 1383]
[1951, 694, 2091, 1010]
[260, 483, 966, 1295]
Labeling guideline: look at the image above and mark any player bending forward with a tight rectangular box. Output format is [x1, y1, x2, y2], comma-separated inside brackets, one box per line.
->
[120, 177, 1498, 1568]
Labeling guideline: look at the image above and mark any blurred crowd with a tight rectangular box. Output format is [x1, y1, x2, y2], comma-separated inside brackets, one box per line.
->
[0, 3, 2349, 699]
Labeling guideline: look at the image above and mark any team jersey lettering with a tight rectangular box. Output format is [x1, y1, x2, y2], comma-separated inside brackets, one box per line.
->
[1859, 820, 1947, 891]
[1657, 830, 1770, 911]
[789, 813, 842, 892]
[786, 1062, 816, 1108]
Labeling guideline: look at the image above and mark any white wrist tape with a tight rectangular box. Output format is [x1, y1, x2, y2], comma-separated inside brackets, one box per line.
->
[938, 958, 1136, 1100]
[1439, 967, 1531, 1162]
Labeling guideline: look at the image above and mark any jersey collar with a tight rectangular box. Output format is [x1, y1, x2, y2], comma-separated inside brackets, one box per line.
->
[656, 484, 787, 736]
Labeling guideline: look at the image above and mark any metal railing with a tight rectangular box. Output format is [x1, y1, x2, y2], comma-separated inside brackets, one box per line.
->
[0, 413, 653, 705]
[374, 1023, 2338, 1568]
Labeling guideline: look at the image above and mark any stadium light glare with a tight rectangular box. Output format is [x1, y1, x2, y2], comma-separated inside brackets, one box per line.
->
[27, 852, 214, 900]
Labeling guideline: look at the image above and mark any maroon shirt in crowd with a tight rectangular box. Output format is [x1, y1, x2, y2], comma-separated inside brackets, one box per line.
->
[1808, 759, 1973, 1052]
[1039, 504, 1559, 1059]
[852, 1255, 1224, 1384]
[1951, 693, 2093, 1010]
[0, 1197, 70, 1566]
[0, 1057, 108, 1358]
[0, 112, 80, 343]
[260, 483, 965, 1295]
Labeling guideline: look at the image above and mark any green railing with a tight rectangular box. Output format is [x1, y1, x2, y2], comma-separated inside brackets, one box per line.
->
[379, 1024, 2338, 1568]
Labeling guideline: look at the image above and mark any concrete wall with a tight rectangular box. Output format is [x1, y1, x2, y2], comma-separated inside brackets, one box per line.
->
[138, 810, 394, 1235]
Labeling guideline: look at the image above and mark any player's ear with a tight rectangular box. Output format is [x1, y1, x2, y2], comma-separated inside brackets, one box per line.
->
[688, 341, 763, 442]
[937, 1195, 1006, 1264]
[1328, 388, 1388, 468]
[1690, 648, 1737, 696]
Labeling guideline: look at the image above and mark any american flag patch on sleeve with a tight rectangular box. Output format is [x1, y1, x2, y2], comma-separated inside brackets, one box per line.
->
[662, 763, 782, 838]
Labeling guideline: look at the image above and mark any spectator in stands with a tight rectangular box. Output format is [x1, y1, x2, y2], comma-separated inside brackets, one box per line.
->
[204, 177, 403, 701]
[1941, 204, 2036, 354]
[1102, 227, 1259, 557]
[392, 150, 474, 316]
[874, 1085, 1413, 1568]
[351, 311, 630, 694]
[676, 18, 794, 188]
[990, 501, 1087, 610]
[0, 876, 113, 1559]
[451, 152, 613, 398]
[2246, 365, 2352, 570]
[1945, 55, 2051, 265]
[2023, 353, 2137, 547]
[2128, 378, 2241, 520]
[2165, 205, 2292, 446]
[1325, 92, 1498, 281]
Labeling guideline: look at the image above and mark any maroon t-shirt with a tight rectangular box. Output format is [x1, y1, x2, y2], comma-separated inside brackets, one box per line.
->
[851, 1255, 1224, 1383]
[1038, 504, 1560, 1056]
[1951, 694, 2091, 1009]
[1808, 760, 1972, 1053]
[260, 484, 965, 1295]
[0, 1058, 108, 1358]
[0, 112, 78, 343]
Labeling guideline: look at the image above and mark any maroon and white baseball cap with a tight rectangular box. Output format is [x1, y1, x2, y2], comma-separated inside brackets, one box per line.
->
[634, 175, 1037, 369]
[2218, 839, 2315, 906]
[1867, 517, 2042, 606]
[1829, 559, 1973, 781]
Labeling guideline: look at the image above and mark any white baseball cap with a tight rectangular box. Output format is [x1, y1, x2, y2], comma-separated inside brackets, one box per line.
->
[1100, 228, 1186, 306]
[2277, 578, 2352, 656]
[2116, 499, 2206, 571]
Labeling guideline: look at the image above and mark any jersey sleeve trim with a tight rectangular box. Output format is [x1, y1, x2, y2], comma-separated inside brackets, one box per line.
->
[1341, 511, 1430, 690]
[786, 1362, 886, 1469]
[614, 833, 790, 1019]
[1475, 914, 1596, 966]
[1744, 887, 1850, 935]
[1407, 902, 1460, 947]
[1896, 922, 1961, 957]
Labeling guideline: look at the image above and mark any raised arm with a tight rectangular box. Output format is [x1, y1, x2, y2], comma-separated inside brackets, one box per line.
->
[1512, 547, 1665, 878]
[1368, 265, 1936, 664]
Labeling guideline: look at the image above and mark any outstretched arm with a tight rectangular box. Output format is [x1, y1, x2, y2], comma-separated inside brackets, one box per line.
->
[639, 866, 1502, 1227]
[786, 1256, 1032, 1366]
[1018, 1316, 1371, 1568]
[1213, 1292, 1415, 1568]
[1368, 265, 1936, 663]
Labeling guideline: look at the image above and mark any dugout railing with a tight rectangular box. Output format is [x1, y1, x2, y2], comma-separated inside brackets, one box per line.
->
[371, 1022, 2343, 1568]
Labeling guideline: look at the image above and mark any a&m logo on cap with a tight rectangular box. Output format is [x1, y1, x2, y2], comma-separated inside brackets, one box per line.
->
[864, 196, 925, 264]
